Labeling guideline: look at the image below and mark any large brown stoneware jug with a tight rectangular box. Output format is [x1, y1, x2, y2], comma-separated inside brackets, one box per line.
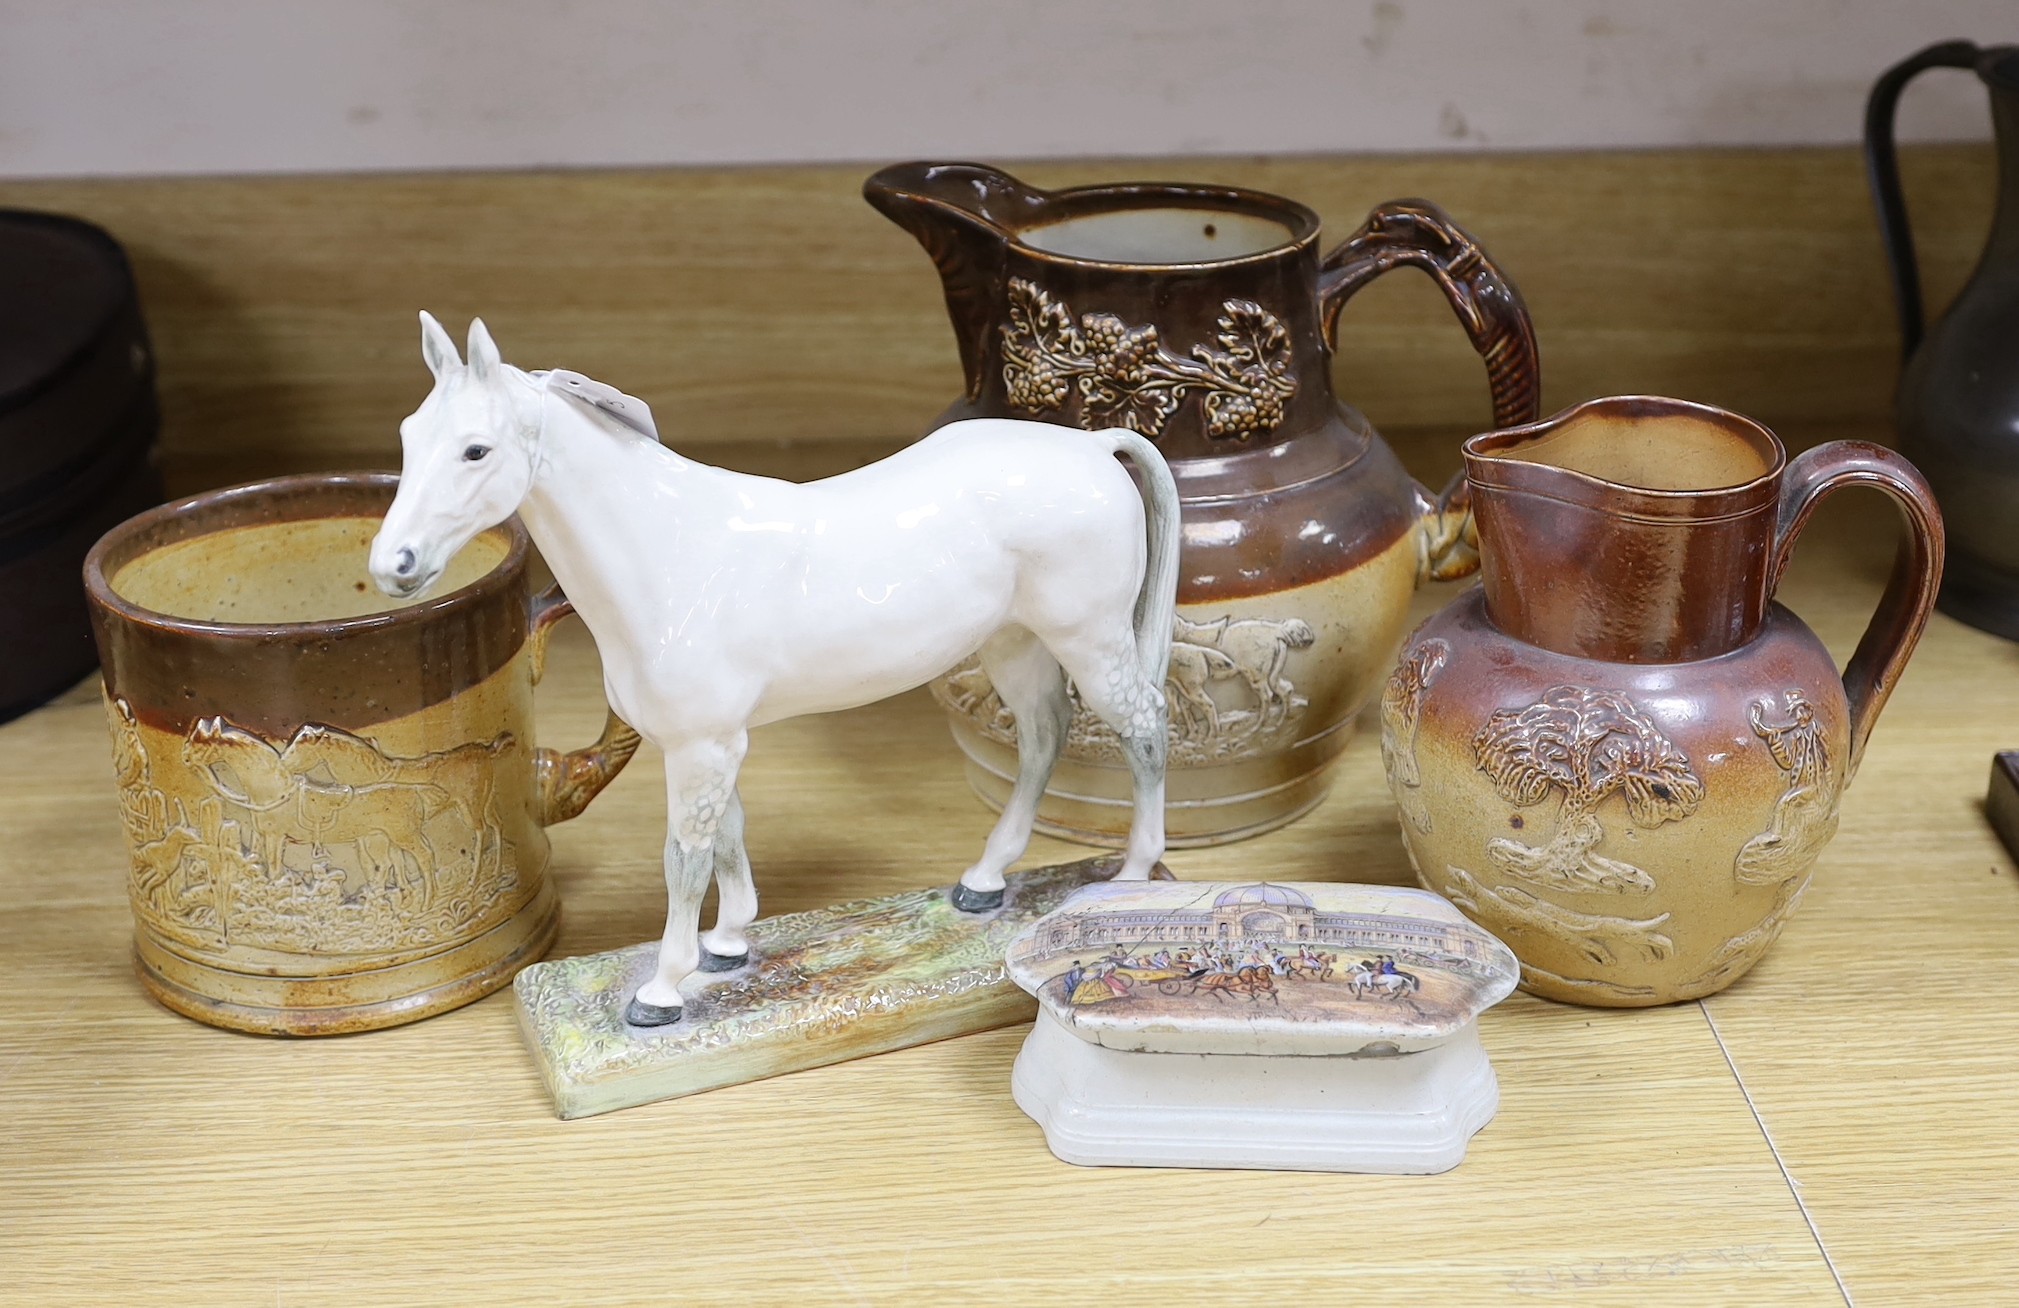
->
[1383, 397, 1943, 1006]
[867, 161, 1540, 845]
[1866, 41, 2019, 637]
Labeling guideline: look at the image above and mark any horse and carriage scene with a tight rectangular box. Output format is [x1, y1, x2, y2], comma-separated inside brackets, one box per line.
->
[1059, 944, 1419, 1008]
[1007, 881, 1519, 1032]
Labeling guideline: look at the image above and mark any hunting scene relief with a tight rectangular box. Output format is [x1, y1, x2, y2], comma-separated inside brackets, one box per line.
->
[108, 697, 523, 957]
[939, 610, 1317, 765]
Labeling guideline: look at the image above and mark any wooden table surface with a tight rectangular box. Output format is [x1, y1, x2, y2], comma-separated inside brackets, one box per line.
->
[2, 439, 2014, 1307]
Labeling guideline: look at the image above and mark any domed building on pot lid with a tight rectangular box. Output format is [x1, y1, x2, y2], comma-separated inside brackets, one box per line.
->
[1209, 882, 1316, 941]
[1212, 883, 1314, 911]
[1017, 881, 1506, 966]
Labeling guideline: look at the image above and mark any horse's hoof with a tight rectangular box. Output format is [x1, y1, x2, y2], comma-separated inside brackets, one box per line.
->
[624, 997, 684, 1028]
[698, 948, 748, 973]
[949, 882, 1004, 913]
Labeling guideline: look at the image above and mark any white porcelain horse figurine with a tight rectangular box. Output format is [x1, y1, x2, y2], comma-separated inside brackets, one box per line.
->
[370, 314, 1179, 1027]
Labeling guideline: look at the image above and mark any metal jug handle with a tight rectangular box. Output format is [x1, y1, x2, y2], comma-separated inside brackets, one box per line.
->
[1770, 442, 1945, 776]
[1864, 40, 1984, 360]
[1317, 200, 1541, 581]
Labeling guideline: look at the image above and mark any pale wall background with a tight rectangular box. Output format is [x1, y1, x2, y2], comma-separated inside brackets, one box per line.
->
[0, 0, 2013, 179]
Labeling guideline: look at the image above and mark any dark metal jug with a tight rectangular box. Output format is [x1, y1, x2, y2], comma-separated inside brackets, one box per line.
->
[1867, 41, 2019, 636]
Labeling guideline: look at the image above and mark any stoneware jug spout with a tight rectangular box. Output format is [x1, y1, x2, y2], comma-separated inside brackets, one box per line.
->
[864, 162, 1052, 399]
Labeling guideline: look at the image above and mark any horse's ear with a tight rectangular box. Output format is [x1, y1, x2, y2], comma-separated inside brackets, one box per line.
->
[466, 318, 501, 382]
[420, 311, 460, 379]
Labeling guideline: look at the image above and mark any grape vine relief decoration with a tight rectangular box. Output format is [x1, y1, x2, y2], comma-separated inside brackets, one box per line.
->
[999, 278, 1297, 439]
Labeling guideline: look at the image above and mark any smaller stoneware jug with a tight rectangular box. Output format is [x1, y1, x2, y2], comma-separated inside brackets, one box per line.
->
[1382, 397, 1942, 1006]
[867, 161, 1539, 846]
[1866, 41, 2019, 636]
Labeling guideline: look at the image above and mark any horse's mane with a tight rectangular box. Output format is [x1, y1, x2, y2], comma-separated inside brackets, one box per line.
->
[526, 367, 661, 444]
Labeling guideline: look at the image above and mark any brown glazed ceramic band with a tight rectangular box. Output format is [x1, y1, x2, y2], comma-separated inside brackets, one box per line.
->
[1770, 440, 1944, 771]
[84, 473, 528, 740]
[864, 162, 1324, 414]
[1464, 397, 1944, 719]
[1466, 396, 1788, 663]
[864, 164, 1541, 602]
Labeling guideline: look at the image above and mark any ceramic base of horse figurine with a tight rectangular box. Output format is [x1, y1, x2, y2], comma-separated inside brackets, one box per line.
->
[1004, 880, 1519, 1173]
[515, 856, 1164, 1119]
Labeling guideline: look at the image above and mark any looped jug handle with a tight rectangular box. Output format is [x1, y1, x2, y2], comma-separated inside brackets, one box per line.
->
[528, 582, 642, 826]
[1770, 442, 1945, 775]
[1317, 199, 1541, 580]
[1317, 198, 1542, 431]
[1864, 40, 1983, 360]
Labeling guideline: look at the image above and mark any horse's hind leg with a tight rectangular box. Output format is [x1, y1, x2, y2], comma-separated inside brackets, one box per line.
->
[954, 628, 1070, 913]
[1049, 631, 1168, 882]
[699, 788, 756, 970]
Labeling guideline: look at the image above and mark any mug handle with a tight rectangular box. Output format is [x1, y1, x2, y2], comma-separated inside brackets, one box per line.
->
[1318, 199, 1542, 580]
[528, 582, 642, 826]
[1864, 40, 1982, 360]
[1770, 442, 1945, 774]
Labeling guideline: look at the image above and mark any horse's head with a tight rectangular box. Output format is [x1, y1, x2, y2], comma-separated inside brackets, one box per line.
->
[370, 312, 540, 601]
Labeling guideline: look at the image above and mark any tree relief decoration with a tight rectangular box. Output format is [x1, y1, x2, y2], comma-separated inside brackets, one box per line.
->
[1381, 638, 1449, 834]
[1734, 690, 1841, 886]
[1472, 686, 1704, 894]
[107, 696, 522, 958]
[936, 612, 1315, 766]
[999, 277, 1297, 439]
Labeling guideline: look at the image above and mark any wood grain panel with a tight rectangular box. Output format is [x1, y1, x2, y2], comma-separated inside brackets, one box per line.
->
[0, 144, 1994, 495]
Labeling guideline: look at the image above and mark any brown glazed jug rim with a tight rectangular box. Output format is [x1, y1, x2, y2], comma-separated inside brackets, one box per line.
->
[83, 470, 529, 640]
[1463, 395, 1788, 522]
[1003, 179, 1322, 271]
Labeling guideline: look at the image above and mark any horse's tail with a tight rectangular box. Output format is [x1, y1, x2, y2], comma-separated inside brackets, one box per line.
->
[1103, 429, 1181, 687]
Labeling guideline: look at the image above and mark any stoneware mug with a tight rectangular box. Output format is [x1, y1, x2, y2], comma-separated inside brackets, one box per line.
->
[85, 472, 639, 1034]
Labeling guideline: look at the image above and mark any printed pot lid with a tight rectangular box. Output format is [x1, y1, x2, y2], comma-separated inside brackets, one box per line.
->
[1007, 880, 1518, 1056]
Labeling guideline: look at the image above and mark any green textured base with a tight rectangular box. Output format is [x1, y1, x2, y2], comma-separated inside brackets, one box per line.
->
[514, 857, 1140, 1119]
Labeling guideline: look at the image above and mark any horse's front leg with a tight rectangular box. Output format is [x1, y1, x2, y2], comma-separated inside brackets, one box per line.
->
[626, 734, 748, 1028]
[698, 788, 756, 970]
